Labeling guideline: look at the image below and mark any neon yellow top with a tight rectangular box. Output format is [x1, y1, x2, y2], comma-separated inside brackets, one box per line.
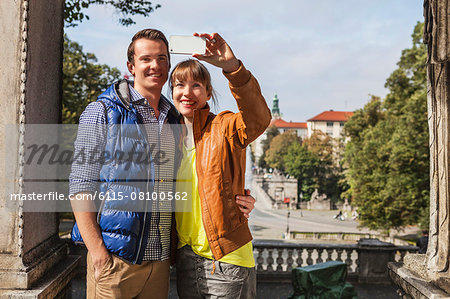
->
[175, 145, 255, 268]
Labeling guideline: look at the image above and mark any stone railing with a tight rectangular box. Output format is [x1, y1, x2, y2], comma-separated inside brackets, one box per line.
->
[290, 231, 413, 246]
[253, 239, 418, 283]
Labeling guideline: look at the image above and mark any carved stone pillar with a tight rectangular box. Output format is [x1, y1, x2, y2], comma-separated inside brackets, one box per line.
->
[427, 59, 450, 291]
[0, 0, 79, 297]
[388, 0, 450, 297]
[425, 0, 450, 290]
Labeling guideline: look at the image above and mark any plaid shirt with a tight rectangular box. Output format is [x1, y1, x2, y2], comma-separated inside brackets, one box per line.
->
[69, 82, 175, 261]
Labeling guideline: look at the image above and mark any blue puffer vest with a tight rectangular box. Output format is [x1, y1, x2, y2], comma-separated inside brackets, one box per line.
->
[71, 80, 180, 264]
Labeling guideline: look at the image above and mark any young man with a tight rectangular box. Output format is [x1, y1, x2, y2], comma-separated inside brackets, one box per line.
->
[70, 29, 256, 298]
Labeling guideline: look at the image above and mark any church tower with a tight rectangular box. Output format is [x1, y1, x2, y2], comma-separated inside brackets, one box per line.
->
[272, 94, 282, 119]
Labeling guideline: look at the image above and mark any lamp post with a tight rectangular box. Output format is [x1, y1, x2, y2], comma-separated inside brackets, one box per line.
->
[286, 209, 290, 239]
[299, 192, 303, 217]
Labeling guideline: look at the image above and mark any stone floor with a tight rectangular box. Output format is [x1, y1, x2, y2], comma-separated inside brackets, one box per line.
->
[62, 206, 410, 299]
[71, 276, 401, 298]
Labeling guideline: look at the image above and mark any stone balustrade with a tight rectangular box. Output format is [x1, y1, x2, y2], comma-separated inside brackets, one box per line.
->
[253, 239, 418, 283]
[290, 231, 413, 246]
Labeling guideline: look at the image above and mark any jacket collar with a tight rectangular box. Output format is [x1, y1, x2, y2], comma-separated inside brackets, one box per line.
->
[113, 79, 132, 110]
[192, 103, 213, 135]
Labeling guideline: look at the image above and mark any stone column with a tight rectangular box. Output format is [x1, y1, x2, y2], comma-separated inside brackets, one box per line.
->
[0, 0, 79, 297]
[426, 57, 450, 291]
[388, 0, 450, 297]
[425, 0, 450, 290]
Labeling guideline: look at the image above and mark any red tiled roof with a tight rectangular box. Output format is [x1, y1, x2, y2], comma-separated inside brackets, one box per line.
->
[307, 110, 354, 122]
[270, 118, 307, 129]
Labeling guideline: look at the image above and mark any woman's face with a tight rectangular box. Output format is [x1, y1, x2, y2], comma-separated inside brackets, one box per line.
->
[172, 76, 211, 122]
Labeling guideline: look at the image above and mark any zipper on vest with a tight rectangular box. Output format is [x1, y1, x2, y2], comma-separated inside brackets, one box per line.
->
[134, 160, 151, 264]
[134, 131, 152, 264]
[111, 83, 149, 264]
[135, 200, 148, 263]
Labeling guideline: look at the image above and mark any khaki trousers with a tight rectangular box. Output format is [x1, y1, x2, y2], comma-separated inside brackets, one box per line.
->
[86, 252, 170, 299]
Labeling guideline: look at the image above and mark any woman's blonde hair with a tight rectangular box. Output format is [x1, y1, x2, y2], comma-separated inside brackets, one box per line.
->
[169, 59, 217, 107]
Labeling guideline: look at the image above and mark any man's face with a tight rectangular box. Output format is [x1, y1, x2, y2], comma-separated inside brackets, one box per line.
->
[127, 38, 169, 94]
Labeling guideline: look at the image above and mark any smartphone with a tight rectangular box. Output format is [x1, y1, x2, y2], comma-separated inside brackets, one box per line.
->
[169, 35, 206, 55]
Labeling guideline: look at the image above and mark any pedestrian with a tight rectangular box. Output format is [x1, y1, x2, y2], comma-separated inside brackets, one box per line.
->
[416, 230, 429, 254]
[334, 210, 343, 220]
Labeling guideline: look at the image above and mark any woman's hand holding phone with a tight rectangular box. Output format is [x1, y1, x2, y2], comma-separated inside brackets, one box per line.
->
[192, 32, 240, 73]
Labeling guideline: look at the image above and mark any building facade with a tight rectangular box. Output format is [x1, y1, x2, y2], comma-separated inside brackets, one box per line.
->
[251, 95, 353, 166]
[307, 110, 354, 139]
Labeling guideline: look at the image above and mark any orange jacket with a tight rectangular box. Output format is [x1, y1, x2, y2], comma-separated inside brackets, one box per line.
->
[192, 62, 271, 260]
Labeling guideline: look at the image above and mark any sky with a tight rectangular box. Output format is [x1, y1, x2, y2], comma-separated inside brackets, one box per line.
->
[65, 0, 424, 122]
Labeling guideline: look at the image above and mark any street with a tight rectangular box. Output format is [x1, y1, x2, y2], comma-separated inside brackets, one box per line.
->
[249, 202, 375, 240]
[248, 194, 418, 241]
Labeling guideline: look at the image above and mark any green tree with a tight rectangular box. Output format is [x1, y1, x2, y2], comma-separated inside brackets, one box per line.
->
[343, 96, 384, 144]
[63, 1, 162, 122]
[284, 143, 320, 201]
[257, 126, 280, 169]
[65, 0, 160, 27]
[343, 96, 385, 203]
[284, 131, 345, 202]
[265, 131, 301, 172]
[303, 131, 333, 162]
[344, 22, 429, 231]
[63, 35, 121, 124]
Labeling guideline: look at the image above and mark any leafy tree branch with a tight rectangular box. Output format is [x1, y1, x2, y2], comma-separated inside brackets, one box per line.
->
[64, 0, 161, 27]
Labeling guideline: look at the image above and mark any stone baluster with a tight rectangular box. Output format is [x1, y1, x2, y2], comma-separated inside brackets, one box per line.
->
[276, 249, 284, 272]
[296, 248, 304, 267]
[326, 249, 334, 261]
[286, 249, 294, 271]
[343, 249, 353, 273]
[352, 249, 359, 272]
[336, 248, 344, 263]
[306, 248, 314, 265]
[266, 248, 274, 272]
[256, 247, 265, 271]
[316, 249, 324, 264]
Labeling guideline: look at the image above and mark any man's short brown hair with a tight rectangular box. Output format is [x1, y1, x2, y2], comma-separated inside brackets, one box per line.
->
[127, 29, 170, 66]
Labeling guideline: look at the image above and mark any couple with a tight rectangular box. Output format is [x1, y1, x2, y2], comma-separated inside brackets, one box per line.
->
[70, 28, 271, 299]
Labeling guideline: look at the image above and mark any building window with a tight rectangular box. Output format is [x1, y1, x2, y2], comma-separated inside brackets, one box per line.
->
[327, 122, 334, 127]
[340, 122, 345, 127]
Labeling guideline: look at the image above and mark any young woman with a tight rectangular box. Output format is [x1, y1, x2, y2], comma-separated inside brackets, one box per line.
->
[170, 33, 271, 299]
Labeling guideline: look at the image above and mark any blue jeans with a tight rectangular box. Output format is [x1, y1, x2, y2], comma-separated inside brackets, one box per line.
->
[176, 246, 256, 299]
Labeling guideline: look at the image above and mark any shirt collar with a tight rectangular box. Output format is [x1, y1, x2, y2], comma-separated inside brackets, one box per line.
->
[128, 81, 171, 116]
